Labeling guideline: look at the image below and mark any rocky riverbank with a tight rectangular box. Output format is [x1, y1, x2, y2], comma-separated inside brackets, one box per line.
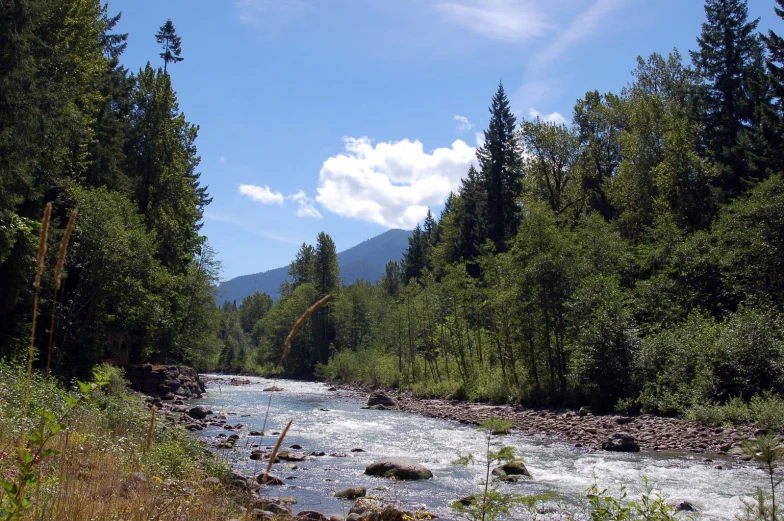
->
[339, 382, 771, 462]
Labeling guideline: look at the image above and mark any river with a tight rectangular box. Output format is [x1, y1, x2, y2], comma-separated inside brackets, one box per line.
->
[191, 375, 769, 520]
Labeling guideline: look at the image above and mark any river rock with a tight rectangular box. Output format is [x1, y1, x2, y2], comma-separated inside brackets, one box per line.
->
[335, 487, 366, 500]
[365, 457, 433, 480]
[349, 498, 408, 521]
[367, 391, 396, 408]
[676, 501, 697, 512]
[187, 405, 209, 419]
[277, 450, 307, 462]
[492, 461, 531, 478]
[602, 432, 640, 452]
[264, 386, 285, 392]
[256, 472, 285, 486]
[297, 510, 330, 521]
[253, 498, 292, 516]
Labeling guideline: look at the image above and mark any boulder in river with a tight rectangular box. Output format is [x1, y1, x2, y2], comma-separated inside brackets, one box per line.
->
[297, 510, 330, 521]
[676, 501, 697, 512]
[253, 498, 292, 516]
[335, 487, 366, 500]
[492, 461, 531, 479]
[365, 457, 433, 480]
[264, 386, 285, 392]
[349, 498, 409, 521]
[602, 432, 640, 452]
[256, 472, 285, 486]
[277, 449, 308, 462]
[187, 405, 209, 419]
[367, 391, 396, 408]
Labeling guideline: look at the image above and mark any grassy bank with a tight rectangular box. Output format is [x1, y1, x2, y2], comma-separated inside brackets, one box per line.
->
[0, 363, 236, 521]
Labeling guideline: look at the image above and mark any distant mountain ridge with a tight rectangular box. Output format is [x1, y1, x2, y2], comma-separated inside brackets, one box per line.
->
[217, 229, 411, 305]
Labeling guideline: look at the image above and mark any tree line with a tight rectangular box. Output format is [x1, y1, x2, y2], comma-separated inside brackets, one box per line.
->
[0, 1, 220, 379]
[218, 0, 784, 415]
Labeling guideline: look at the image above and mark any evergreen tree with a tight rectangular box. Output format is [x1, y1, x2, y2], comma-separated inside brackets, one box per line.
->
[760, 0, 784, 175]
[477, 82, 521, 251]
[690, 0, 767, 200]
[289, 243, 316, 287]
[448, 166, 487, 276]
[313, 232, 340, 364]
[402, 224, 426, 282]
[126, 64, 205, 273]
[85, 6, 135, 191]
[156, 19, 183, 74]
[380, 260, 402, 297]
[314, 232, 340, 296]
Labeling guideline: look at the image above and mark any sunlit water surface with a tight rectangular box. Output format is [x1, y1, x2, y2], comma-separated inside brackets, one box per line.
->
[192, 376, 767, 520]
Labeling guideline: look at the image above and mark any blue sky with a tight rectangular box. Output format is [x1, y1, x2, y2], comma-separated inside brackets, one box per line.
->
[110, 0, 782, 281]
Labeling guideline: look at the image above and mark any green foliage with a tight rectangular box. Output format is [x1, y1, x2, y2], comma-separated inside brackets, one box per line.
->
[584, 480, 689, 521]
[737, 432, 784, 521]
[452, 418, 525, 521]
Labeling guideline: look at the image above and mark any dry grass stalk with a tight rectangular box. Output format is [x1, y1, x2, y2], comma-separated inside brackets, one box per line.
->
[46, 208, 77, 376]
[145, 406, 156, 452]
[261, 419, 292, 486]
[280, 294, 330, 365]
[259, 295, 331, 444]
[23, 202, 52, 427]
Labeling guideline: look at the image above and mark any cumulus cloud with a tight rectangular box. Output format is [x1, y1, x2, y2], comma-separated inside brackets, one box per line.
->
[239, 184, 285, 205]
[290, 190, 323, 219]
[316, 137, 477, 229]
[454, 114, 473, 131]
[434, 0, 554, 43]
[528, 108, 568, 125]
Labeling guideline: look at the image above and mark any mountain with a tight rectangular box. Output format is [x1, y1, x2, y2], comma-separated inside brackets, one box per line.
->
[217, 229, 411, 305]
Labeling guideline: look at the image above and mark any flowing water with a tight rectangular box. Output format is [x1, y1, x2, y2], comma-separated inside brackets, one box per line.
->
[192, 375, 768, 520]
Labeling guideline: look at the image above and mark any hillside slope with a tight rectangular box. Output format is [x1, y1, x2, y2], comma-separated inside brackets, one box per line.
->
[217, 229, 410, 304]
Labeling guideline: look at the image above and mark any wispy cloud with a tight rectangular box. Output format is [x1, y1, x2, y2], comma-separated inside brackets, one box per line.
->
[514, 0, 627, 118]
[204, 211, 301, 244]
[290, 190, 323, 219]
[530, 0, 627, 73]
[453, 114, 473, 131]
[239, 184, 285, 204]
[219, 156, 226, 164]
[434, 0, 554, 43]
[235, 0, 309, 34]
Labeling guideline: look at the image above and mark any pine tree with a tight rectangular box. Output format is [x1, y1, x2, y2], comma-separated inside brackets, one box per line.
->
[156, 19, 183, 74]
[760, 0, 784, 175]
[126, 64, 204, 273]
[690, 0, 767, 200]
[288, 243, 316, 289]
[313, 232, 340, 364]
[477, 82, 521, 251]
[403, 224, 426, 282]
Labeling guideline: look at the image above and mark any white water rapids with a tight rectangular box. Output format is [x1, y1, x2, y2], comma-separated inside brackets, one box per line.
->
[191, 375, 770, 520]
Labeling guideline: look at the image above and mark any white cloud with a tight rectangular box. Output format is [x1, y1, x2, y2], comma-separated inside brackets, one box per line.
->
[434, 0, 554, 43]
[219, 156, 226, 164]
[239, 184, 285, 205]
[475, 131, 486, 147]
[453, 114, 473, 131]
[528, 108, 568, 125]
[289, 190, 323, 219]
[316, 137, 477, 229]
